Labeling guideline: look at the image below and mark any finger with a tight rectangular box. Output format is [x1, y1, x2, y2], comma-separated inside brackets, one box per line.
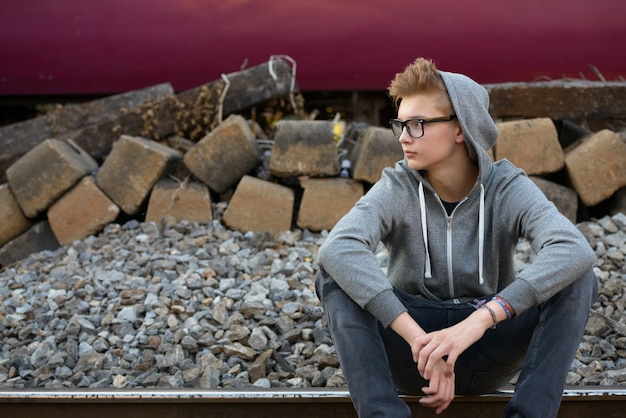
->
[417, 344, 435, 377]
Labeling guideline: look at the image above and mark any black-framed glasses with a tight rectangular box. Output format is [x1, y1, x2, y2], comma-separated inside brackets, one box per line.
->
[389, 115, 457, 139]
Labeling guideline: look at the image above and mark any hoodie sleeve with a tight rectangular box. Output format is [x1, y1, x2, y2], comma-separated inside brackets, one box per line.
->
[494, 172, 596, 314]
[317, 167, 409, 327]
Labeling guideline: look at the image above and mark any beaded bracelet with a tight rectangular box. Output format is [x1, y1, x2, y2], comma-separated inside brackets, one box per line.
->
[481, 305, 497, 329]
[492, 296, 513, 318]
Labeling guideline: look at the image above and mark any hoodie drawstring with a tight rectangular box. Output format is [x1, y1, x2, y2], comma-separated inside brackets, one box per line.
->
[478, 184, 485, 285]
[419, 182, 486, 285]
[418, 182, 432, 279]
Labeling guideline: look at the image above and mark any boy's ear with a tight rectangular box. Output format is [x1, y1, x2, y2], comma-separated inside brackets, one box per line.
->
[455, 123, 465, 143]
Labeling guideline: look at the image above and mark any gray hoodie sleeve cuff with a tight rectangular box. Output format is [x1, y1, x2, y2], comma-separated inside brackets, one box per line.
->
[497, 279, 539, 315]
[365, 289, 408, 328]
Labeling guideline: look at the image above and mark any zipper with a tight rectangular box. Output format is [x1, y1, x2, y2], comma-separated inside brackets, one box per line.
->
[444, 196, 468, 299]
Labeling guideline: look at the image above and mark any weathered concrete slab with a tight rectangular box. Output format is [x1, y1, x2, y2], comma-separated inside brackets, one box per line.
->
[351, 126, 403, 184]
[6, 138, 99, 218]
[565, 129, 626, 207]
[495, 118, 564, 175]
[269, 120, 340, 177]
[222, 175, 293, 234]
[47, 176, 120, 245]
[96, 135, 183, 215]
[0, 222, 59, 268]
[296, 178, 364, 231]
[486, 80, 626, 121]
[0, 184, 32, 247]
[183, 115, 259, 194]
[145, 178, 213, 224]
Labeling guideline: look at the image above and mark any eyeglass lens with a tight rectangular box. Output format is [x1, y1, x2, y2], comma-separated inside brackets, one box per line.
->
[390, 119, 423, 139]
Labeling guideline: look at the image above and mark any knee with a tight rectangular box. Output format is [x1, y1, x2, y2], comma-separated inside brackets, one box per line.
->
[315, 267, 342, 302]
[564, 269, 598, 309]
[580, 268, 599, 304]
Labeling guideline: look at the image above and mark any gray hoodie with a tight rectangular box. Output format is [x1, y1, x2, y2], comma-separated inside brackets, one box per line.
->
[317, 70, 596, 328]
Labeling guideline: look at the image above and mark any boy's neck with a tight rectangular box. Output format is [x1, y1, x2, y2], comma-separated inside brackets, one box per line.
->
[425, 160, 479, 203]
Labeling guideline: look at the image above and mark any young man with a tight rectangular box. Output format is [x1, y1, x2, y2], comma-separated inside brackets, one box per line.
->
[315, 58, 598, 417]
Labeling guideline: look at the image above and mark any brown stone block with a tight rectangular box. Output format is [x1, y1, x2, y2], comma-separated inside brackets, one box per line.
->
[96, 135, 183, 215]
[47, 176, 120, 245]
[0, 184, 32, 247]
[145, 178, 213, 224]
[495, 118, 564, 175]
[183, 115, 259, 194]
[6, 138, 99, 218]
[222, 175, 293, 234]
[269, 120, 340, 177]
[0, 222, 59, 268]
[296, 178, 364, 231]
[565, 130, 626, 207]
[530, 176, 578, 223]
[351, 127, 403, 184]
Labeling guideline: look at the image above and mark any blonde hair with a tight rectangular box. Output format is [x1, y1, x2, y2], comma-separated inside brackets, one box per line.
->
[388, 58, 453, 113]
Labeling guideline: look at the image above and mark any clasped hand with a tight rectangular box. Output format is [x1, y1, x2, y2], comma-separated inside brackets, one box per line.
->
[411, 320, 487, 414]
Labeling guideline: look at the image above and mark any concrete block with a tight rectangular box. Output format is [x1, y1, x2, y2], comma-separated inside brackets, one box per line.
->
[296, 178, 364, 231]
[565, 129, 626, 207]
[183, 114, 260, 194]
[530, 176, 578, 223]
[269, 120, 340, 177]
[495, 118, 564, 175]
[222, 175, 293, 234]
[0, 222, 60, 268]
[6, 138, 99, 218]
[0, 184, 32, 247]
[47, 176, 120, 245]
[351, 126, 403, 184]
[96, 135, 183, 215]
[145, 178, 213, 223]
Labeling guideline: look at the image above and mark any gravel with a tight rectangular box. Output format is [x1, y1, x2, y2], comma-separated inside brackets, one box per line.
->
[1, 208, 625, 389]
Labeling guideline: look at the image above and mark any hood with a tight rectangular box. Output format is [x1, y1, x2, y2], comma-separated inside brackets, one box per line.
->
[439, 70, 498, 179]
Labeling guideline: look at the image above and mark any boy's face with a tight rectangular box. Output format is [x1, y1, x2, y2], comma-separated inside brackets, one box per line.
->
[396, 92, 463, 172]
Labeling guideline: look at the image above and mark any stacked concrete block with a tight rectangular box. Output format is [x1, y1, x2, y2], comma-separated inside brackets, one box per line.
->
[0, 222, 59, 268]
[0, 184, 32, 247]
[565, 130, 626, 207]
[145, 178, 213, 223]
[351, 127, 403, 184]
[495, 118, 564, 176]
[297, 178, 364, 231]
[6, 138, 99, 218]
[222, 175, 294, 235]
[530, 177, 578, 223]
[96, 135, 183, 215]
[183, 114, 260, 194]
[269, 120, 340, 177]
[47, 176, 120, 245]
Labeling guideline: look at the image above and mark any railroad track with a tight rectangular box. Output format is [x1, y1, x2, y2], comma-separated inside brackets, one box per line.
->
[0, 387, 624, 417]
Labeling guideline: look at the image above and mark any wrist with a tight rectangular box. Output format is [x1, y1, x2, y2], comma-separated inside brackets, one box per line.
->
[492, 296, 515, 318]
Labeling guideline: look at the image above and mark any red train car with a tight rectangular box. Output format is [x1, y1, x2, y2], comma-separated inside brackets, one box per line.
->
[0, 0, 624, 97]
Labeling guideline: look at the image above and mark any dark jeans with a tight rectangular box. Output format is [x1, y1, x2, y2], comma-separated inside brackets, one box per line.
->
[315, 268, 598, 418]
